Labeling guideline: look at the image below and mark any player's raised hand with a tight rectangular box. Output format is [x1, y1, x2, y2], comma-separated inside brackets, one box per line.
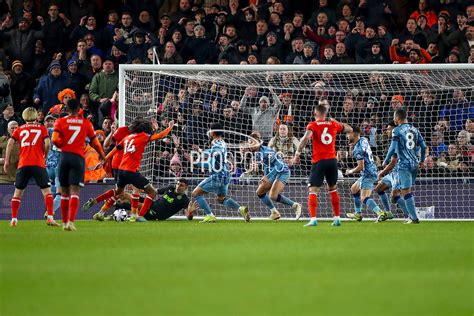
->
[345, 169, 352, 176]
[168, 120, 175, 128]
[377, 170, 384, 180]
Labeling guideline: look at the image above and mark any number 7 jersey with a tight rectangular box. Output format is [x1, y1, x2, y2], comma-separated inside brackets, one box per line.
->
[11, 123, 49, 168]
[53, 115, 97, 158]
[307, 119, 344, 164]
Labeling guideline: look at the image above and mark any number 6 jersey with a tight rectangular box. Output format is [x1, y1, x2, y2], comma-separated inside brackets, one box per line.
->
[11, 123, 49, 168]
[53, 115, 97, 158]
[306, 119, 344, 164]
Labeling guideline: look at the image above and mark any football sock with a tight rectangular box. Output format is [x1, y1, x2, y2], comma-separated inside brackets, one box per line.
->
[69, 194, 80, 222]
[60, 195, 69, 223]
[95, 189, 116, 203]
[394, 196, 408, 215]
[404, 193, 418, 220]
[258, 193, 276, 210]
[222, 197, 240, 209]
[352, 193, 361, 213]
[308, 192, 318, 218]
[53, 194, 61, 213]
[101, 197, 116, 212]
[276, 194, 295, 207]
[378, 191, 391, 212]
[131, 194, 140, 214]
[138, 194, 154, 217]
[44, 193, 54, 216]
[329, 190, 341, 217]
[363, 197, 381, 213]
[11, 197, 21, 219]
[195, 195, 212, 215]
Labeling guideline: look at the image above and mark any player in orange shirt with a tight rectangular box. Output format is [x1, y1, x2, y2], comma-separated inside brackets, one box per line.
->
[82, 118, 174, 222]
[4, 108, 60, 227]
[52, 99, 105, 231]
[291, 103, 352, 227]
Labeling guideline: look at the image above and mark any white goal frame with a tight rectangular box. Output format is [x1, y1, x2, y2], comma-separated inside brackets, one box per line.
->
[119, 63, 474, 221]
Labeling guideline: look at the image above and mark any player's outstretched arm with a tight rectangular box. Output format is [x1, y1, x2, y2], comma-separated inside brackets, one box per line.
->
[150, 120, 175, 141]
[104, 146, 118, 162]
[378, 156, 397, 179]
[90, 137, 105, 160]
[3, 138, 15, 173]
[51, 131, 63, 148]
[346, 160, 364, 176]
[291, 129, 312, 165]
[383, 139, 398, 166]
[332, 118, 353, 133]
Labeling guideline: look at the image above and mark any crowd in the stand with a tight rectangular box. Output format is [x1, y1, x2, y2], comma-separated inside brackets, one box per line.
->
[0, 0, 472, 184]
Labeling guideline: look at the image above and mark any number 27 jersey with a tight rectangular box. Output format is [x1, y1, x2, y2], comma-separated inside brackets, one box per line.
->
[307, 119, 344, 164]
[11, 123, 49, 168]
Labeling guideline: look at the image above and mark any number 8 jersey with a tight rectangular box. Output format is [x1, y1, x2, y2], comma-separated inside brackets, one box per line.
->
[392, 123, 425, 170]
[306, 119, 344, 164]
[11, 123, 49, 168]
[53, 115, 96, 157]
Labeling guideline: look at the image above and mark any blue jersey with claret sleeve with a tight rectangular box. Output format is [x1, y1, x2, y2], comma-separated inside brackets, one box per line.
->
[255, 146, 289, 175]
[352, 137, 377, 178]
[392, 123, 426, 170]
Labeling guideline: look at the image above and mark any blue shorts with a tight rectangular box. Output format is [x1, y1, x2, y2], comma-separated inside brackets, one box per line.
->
[381, 172, 399, 190]
[356, 175, 376, 190]
[198, 174, 230, 196]
[397, 168, 417, 189]
[266, 169, 290, 185]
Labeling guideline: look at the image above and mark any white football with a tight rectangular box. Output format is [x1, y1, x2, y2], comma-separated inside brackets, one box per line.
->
[113, 209, 129, 222]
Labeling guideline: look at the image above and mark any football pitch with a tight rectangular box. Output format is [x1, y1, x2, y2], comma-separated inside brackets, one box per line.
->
[1, 220, 473, 316]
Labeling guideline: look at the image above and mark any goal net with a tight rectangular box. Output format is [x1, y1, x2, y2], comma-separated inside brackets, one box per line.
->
[119, 64, 474, 220]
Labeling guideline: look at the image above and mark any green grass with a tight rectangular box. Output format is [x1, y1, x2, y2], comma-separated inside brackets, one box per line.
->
[1, 220, 473, 316]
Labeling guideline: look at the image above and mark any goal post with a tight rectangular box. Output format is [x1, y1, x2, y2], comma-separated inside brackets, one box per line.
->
[119, 64, 474, 220]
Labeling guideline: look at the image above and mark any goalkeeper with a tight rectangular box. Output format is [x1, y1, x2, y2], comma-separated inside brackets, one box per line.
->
[113, 179, 196, 221]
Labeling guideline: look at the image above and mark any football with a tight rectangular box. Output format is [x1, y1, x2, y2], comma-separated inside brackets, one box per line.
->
[113, 209, 129, 222]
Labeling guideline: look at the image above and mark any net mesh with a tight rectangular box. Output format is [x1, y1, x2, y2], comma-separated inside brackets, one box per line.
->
[121, 66, 474, 219]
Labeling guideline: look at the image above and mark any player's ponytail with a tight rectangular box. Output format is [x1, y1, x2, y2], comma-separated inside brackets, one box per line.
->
[22, 107, 38, 122]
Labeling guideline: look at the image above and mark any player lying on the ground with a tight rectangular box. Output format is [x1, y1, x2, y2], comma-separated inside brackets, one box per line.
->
[374, 121, 406, 220]
[83, 118, 174, 222]
[5, 108, 60, 227]
[109, 178, 198, 221]
[52, 99, 105, 231]
[291, 103, 352, 227]
[246, 131, 302, 220]
[191, 122, 250, 223]
[345, 126, 387, 222]
[383, 109, 427, 224]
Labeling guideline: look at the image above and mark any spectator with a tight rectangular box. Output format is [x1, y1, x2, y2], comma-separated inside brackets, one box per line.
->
[40, 4, 72, 56]
[0, 120, 19, 183]
[456, 130, 474, 158]
[0, 104, 21, 136]
[80, 93, 98, 128]
[10, 60, 35, 113]
[240, 87, 282, 143]
[84, 143, 106, 183]
[170, 0, 194, 24]
[293, 41, 317, 64]
[70, 15, 107, 51]
[114, 29, 152, 63]
[260, 31, 282, 62]
[286, 37, 304, 64]
[48, 88, 76, 116]
[33, 60, 69, 113]
[217, 34, 239, 64]
[0, 17, 43, 69]
[410, 0, 438, 28]
[65, 59, 87, 97]
[268, 124, 300, 162]
[364, 41, 389, 63]
[310, 0, 336, 26]
[335, 42, 354, 63]
[426, 42, 443, 63]
[320, 44, 338, 64]
[159, 41, 183, 64]
[430, 131, 449, 158]
[89, 58, 118, 114]
[439, 89, 473, 133]
[181, 24, 217, 64]
[390, 38, 431, 63]
[0, 66, 12, 112]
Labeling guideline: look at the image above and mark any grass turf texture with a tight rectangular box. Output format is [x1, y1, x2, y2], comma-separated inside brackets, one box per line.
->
[1, 220, 473, 316]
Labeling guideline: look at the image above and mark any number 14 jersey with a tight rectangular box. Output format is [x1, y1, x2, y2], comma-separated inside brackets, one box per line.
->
[307, 119, 344, 164]
[118, 132, 151, 173]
